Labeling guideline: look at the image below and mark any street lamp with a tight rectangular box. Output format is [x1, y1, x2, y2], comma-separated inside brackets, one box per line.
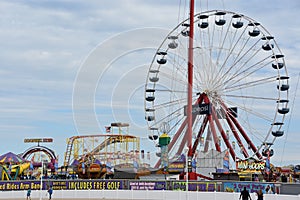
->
[40, 160, 43, 200]
[184, 146, 189, 192]
[40, 155, 46, 200]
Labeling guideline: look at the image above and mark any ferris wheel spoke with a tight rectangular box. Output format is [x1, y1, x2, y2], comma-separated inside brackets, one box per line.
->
[153, 96, 199, 109]
[158, 69, 187, 86]
[230, 22, 263, 63]
[224, 44, 262, 81]
[169, 115, 186, 134]
[223, 41, 260, 79]
[152, 107, 183, 128]
[208, 16, 217, 67]
[152, 97, 187, 110]
[210, 39, 271, 90]
[225, 94, 277, 101]
[222, 37, 250, 75]
[224, 59, 271, 88]
[154, 89, 186, 93]
[223, 98, 274, 122]
[221, 57, 272, 89]
[224, 76, 277, 92]
[215, 16, 233, 66]
[217, 25, 248, 77]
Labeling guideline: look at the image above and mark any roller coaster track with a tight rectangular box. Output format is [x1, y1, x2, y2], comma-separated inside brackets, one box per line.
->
[63, 134, 139, 167]
[90, 135, 137, 154]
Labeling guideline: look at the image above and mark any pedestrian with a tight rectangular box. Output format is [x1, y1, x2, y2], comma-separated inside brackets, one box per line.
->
[256, 189, 263, 200]
[265, 185, 270, 193]
[265, 185, 275, 194]
[26, 188, 31, 200]
[240, 187, 252, 200]
[47, 186, 53, 200]
[270, 186, 275, 194]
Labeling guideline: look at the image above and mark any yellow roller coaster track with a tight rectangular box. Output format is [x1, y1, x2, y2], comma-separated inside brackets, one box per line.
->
[63, 134, 140, 167]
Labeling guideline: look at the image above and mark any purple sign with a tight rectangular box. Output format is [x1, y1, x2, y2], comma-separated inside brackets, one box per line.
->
[0, 180, 123, 191]
[224, 182, 275, 193]
[172, 181, 216, 191]
[129, 181, 166, 190]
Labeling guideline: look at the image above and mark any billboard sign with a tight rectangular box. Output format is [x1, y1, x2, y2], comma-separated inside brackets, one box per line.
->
[184, 103, 211, 116]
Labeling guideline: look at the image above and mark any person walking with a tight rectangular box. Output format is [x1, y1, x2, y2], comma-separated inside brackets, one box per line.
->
[256, 189, 263, 200]
[47, 186, 53, 200]
[265, 185, 275, 194]
[240, 187, 252, 200]
[26, 188, 31, 200]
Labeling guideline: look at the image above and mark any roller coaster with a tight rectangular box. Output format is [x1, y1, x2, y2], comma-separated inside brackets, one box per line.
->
[63, 123, 146, 179]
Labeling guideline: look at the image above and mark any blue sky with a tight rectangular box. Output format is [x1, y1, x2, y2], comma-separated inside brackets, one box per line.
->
[0, 0, 299, 167]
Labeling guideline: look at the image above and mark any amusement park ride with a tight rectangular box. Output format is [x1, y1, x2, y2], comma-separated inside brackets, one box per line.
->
[0, 155, 30, 180]
[0, 138, 57, 180]
[63, 123, 157, 179]
[144, 0, 289, 180]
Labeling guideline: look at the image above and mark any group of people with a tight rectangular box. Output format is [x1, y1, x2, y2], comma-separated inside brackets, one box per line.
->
[239, 185, 275, 200]
[26, 186, 53, 200]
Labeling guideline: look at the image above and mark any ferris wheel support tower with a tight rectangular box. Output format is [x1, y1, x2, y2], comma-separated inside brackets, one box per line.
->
[187, 0, 195, 158]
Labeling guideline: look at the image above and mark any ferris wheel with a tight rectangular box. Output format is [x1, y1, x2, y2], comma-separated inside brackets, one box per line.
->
[144, 10, 289, 165]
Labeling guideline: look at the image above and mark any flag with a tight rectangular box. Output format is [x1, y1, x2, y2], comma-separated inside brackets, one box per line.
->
[105, 126, 111, 133]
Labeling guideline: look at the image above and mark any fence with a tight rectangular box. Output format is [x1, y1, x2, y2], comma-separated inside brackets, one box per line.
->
[0, 190, 299, 200]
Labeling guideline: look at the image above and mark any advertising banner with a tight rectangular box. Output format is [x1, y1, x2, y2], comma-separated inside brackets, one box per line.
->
[172, 181, 216, 191]
[0, 180, 123, 191]
[224, 182, 275, 193]
[129, 181, 166, 190]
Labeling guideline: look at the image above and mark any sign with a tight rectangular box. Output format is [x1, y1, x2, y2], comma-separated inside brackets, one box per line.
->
[237, 159, 265, 171]
[24, 138, 53, 143]
[67, 180, 122, 190]
[172, 181, 216, 191]
[0, 180, 218, 192]
[224, 182, 275, 193]
[129, 181, 166, 190]
[0, 180, 123, 191]
[184, 103, 211, 116]
[168, 162, 185, 172]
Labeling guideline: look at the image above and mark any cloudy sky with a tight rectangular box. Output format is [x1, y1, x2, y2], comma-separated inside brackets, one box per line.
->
[0, 0, 299, 167]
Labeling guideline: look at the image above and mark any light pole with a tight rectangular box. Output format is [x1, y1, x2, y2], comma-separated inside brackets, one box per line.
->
[184, 146, 189, 192]
[40, 154, 46, 200]
[40, 159, 43, 200]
